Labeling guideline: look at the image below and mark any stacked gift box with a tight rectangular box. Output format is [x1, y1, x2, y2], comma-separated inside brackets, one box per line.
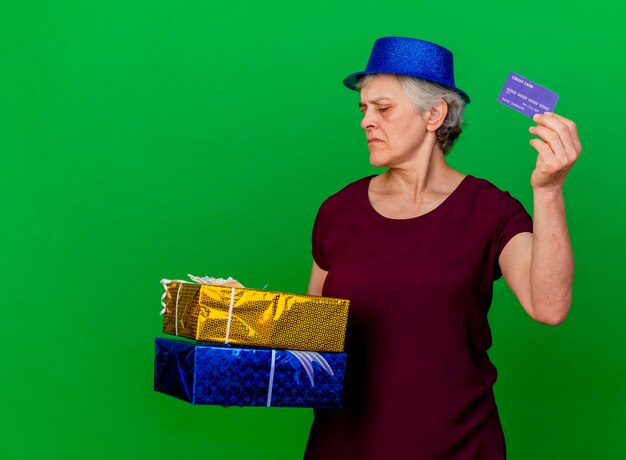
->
[154, 276, 350, 408]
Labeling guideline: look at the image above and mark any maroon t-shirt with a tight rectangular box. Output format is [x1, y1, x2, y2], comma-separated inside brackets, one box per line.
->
[304, 175, 533, 460]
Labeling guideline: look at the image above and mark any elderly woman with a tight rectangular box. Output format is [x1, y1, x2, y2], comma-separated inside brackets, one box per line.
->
[304, 37, 581, 459]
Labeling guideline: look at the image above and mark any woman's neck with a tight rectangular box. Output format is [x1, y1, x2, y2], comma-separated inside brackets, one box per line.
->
[378, 148, 461, 198]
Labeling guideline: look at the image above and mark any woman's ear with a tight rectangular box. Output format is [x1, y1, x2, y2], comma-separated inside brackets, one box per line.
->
[426, 100, 448, 132]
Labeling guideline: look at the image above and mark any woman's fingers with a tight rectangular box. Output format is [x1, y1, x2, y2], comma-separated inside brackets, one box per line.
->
[537, 112, 581, 152]
[531, 112, 582, 159]
[528, 113, 582, 189]
[529, 138, 560, 173]
[529, 124, 565, 158]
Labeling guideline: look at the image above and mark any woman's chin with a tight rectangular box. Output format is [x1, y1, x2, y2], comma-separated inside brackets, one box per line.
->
[369, 152, 388, 168]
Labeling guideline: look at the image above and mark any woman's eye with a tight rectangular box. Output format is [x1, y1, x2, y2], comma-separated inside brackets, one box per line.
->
[379, 107, 389, 113]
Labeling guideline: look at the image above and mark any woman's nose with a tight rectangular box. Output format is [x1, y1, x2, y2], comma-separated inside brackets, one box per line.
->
[360, 108, 376, 130]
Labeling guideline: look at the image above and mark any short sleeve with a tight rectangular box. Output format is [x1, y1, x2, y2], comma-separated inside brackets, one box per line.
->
[311, 202, 330, 271]
[493, 191, 533, 279]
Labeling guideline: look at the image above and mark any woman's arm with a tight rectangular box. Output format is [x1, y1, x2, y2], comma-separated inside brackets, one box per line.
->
[499, 112, 581, 326]
[307, 261, 329, 296]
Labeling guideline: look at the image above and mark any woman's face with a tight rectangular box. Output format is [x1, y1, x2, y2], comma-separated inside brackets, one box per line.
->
[359, 74, 429, 168]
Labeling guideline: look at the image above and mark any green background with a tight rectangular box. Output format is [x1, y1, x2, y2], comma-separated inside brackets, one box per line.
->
[2, 0, 624, 458]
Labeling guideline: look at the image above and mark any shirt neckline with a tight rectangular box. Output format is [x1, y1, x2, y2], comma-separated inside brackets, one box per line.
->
[364, 174, 472, 222]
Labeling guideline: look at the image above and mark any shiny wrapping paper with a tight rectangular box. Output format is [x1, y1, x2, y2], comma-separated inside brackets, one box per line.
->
[162, 282, 349, 352]
[154, 338, 346, 407]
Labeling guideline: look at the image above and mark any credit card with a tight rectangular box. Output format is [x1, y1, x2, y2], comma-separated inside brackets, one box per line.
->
[497, 72, 559, 118]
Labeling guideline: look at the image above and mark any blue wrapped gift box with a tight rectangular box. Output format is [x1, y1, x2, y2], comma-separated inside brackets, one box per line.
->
[154, 338, 346, 407]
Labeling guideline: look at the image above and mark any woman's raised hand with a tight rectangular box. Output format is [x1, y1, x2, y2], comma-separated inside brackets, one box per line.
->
[528, 112, 582, 190]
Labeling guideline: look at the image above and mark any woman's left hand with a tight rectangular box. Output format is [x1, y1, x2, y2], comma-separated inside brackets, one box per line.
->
[528, 112, 582, 190]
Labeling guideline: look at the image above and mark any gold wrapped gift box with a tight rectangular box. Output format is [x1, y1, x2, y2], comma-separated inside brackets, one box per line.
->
[162, 282, 349, 352]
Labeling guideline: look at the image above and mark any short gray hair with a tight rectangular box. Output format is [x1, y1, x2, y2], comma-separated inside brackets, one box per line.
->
[357, 74, 466, 154]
